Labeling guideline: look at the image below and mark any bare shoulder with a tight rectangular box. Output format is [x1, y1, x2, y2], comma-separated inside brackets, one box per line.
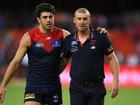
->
[20, 32, 30, 47]
[62, 29, 71, 38]
[22, 32, 30, 39]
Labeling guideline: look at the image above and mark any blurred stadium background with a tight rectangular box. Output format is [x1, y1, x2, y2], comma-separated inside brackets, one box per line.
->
[0, 0, 140, 105]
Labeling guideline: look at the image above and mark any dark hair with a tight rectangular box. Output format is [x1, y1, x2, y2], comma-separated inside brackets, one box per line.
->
[35, 3, 55, 17]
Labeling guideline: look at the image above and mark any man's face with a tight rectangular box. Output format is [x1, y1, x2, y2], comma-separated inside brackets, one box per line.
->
[73, 12, 91, 32]
[37, 12, 55, 31]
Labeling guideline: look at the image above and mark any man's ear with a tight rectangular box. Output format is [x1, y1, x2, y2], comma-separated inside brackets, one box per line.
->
[73, 17, 76, 24]
[37, 17, 40, 23]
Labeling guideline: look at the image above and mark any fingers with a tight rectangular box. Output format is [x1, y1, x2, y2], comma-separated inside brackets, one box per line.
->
[96, 27, 108, 34]
[0, 94, 4, 103]
[0, 95, 4, 103]
[1, 92, 5, 102]
[0, 88, 6, 103]
[110, 88, 119, 98]
[96, 27, 103, 33]
[100, 29, 106, 34]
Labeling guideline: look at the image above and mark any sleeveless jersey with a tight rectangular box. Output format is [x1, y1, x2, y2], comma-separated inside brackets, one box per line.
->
[26, 27, 63, 85]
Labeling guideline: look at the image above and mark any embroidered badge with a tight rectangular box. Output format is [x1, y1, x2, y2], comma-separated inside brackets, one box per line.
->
[90, 46, 96, 49]
[71, 40, 78, 46]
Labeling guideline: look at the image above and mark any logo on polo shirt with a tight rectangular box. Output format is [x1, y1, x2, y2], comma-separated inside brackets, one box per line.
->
[71, 40, 78, 45]
[90, 39, 96, 50]
[71, 41, 79, 52]
[90, 46, 96, 49]
[90, 39, 96, 45]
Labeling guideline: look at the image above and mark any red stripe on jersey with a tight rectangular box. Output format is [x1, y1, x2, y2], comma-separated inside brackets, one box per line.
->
[28, 27, 63, 53]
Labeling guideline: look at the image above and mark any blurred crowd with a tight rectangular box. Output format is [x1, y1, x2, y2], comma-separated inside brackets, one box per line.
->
[0, 10, 140, 76]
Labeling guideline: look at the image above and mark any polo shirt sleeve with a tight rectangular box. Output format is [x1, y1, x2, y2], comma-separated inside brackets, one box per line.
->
[101, 34, 113, 55]
[62, 37, 72, 58]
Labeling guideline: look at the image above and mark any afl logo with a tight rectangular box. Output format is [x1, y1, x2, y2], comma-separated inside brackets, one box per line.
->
[35, 43, 44, 47]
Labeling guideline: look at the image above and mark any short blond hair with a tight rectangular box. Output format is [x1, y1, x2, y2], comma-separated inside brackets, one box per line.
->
[74, 8, 91, 17]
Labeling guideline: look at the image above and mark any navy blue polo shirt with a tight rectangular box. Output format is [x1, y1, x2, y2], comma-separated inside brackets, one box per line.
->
[62, 30, 113, 81]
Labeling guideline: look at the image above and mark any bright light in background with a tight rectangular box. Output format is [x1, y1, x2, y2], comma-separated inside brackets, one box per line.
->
[60, 64, 140, 88]
[21, 56, 140, 87]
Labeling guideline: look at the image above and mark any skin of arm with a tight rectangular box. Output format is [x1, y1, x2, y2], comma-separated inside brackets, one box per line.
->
[0, 33, 30, 102]
[106, 51, 120, 98]
[62, 29, 71, 38]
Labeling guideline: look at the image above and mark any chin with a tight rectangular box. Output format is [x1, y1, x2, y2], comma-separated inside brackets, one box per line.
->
[79, 28, 86, 32]
[46, 27, 52, 30]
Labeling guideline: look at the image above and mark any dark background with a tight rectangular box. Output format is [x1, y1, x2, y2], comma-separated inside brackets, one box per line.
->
[0, 0, 139, 15]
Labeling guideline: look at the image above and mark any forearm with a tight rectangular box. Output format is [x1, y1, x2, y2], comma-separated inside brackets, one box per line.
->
[109, 57, 120, 81]
[1, 60, 20, 88]
[108, 56, 120, 98]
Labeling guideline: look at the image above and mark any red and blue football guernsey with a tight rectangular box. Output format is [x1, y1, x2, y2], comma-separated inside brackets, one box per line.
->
[26, 27, 63, 85]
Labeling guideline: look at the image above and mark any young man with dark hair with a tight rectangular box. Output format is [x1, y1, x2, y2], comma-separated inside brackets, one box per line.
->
[0, 3, 70, 105]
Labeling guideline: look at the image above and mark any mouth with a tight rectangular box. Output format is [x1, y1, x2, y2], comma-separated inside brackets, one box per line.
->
[79, 26, 85, 28]
[47, 24, 52, 26]
[46, 24, 52, 27]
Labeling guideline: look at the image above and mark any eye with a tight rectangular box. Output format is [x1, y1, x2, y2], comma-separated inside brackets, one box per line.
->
[77, 17, 81, 20]
[49, 15, 53, 18]
[42, 16, 48, 19]
[83, 17, 88, 20]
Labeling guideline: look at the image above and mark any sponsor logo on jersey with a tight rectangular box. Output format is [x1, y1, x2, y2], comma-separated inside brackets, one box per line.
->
[53, 95, 59, 103]
[25, 93, 35, 99]
[35, 43, 44, 47]
[46, 36, 51, 40]
[52, 40, 61, 47]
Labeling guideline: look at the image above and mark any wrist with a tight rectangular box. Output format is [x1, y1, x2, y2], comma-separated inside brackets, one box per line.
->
[113, 77, 119, 82]
[1, 82, 7, 88]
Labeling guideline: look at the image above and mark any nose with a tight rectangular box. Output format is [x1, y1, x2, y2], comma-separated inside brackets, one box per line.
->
[46, 17, 51, 22]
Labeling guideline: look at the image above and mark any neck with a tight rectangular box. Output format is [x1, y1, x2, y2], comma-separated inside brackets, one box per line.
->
[78, 28, 90, 38]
